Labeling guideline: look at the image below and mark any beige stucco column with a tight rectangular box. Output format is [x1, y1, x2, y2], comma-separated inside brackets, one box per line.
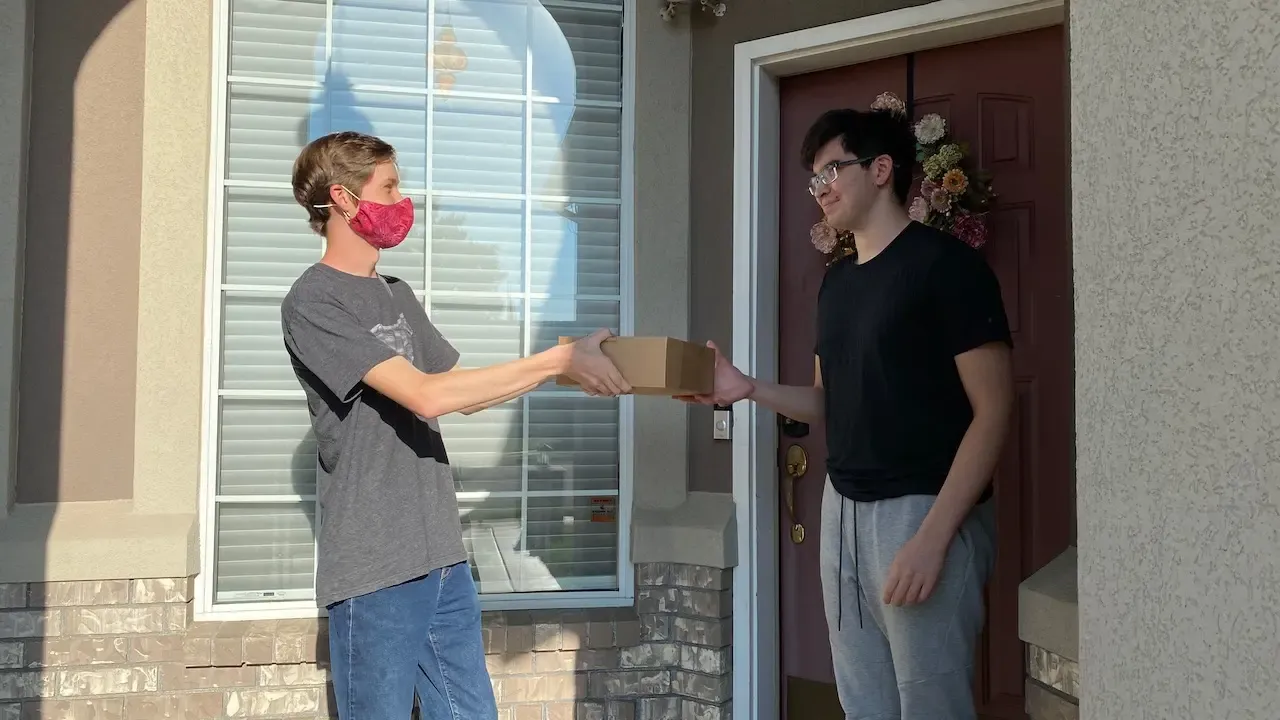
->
[0, 0, 209, 584]
[1074, 0, 1280, 715]
[0, 0, 33, 520]
[629, 10, 735, 570]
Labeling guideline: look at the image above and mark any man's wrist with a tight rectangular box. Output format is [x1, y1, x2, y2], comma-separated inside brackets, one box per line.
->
[543, 343, 573, 376]
[916, 510, 961, 547]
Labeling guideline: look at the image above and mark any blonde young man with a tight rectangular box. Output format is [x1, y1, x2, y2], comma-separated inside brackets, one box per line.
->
[281, 131, 630, 720]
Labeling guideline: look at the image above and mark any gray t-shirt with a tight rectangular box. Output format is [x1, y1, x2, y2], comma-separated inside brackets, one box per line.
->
[280, 263, 467, 607]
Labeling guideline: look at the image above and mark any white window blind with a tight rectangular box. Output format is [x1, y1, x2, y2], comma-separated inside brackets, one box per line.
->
[207, 0, 630, 610]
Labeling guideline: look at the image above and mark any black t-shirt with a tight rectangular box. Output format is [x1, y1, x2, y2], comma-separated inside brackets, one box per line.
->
[815, 221, 1012, 502]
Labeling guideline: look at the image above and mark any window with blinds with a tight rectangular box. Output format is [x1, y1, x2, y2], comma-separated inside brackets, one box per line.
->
[206, 0, 631, 610]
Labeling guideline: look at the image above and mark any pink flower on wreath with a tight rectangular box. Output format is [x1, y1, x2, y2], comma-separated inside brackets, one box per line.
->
[920, 178, 938, 197]
[908, 196, 929, 223]
[810, 221, 839, 254]
[929, 188, 952, 213]
[952, 212, 989, 249]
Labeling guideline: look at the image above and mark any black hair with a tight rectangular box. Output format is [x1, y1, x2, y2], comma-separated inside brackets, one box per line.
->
[800, 108, 916, 205]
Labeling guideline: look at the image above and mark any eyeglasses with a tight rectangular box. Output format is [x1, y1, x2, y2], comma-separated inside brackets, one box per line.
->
[808, 157, 876, 196]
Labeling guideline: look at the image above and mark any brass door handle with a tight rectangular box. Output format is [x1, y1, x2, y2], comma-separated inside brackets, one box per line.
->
[783, 444, 808, 544]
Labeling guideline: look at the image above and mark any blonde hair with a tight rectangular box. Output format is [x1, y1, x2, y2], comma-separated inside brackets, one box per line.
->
[292, 131, 396, 235]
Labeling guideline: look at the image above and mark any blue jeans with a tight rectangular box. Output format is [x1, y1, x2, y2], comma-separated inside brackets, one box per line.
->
[327, 562, 497, 720]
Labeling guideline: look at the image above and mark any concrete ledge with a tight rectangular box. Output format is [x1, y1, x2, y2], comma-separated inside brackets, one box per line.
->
[0, 500, 198, 583]
[631, 491, 737, 568]
[1018, 546, 1078, 661]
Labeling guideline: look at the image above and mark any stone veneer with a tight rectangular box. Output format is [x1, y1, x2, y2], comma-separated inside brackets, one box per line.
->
[1025, 644, 1079, 720]
[0, 563, 731, 719]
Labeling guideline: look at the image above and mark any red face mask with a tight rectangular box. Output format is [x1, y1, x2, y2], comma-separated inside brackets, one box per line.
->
[322, 187, 414, 250]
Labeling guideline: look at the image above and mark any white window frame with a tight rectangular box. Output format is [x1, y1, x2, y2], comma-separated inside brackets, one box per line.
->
[194, 0, 638, 621]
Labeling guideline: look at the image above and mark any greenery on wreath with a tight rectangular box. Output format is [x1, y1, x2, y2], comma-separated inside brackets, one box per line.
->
[810, 91, 997, 265]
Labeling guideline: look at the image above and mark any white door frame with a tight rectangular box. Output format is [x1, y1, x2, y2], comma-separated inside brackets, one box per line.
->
[728, 1, 1065, 718]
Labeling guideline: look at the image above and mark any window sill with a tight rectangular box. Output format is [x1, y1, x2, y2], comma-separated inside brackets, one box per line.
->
[0, 501, 197, 584]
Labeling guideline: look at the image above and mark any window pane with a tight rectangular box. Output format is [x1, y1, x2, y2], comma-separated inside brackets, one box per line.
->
[227, 83, 430, 186]
[220, 292, 295, 392]
[530, 298, 619, 352]
[226, 83, 321, 184]
[432, 97, 524, 195]
[533, 5, 623, 104]
[442, 398, 524, 495]
[431, 297, 524, 368]
[460, 496, 521, 594]
[431, 197, 524, 295]
[527, 495, 619, 591]
[229, 0, 327, 83]
[532, 201, 618, 297]
[434, 0, 528, 95]
[459, 495, 618, 593]
[528, 393, 618, 494]
[215, 503, 317, 604]
[224, 188, 320, 288]
[217, 398, 317, 497]
[332, 0, 430, 89]
[325, 89, 430, 188]
[532, 105, 621, 199]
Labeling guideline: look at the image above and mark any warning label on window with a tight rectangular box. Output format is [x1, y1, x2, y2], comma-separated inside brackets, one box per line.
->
[591, 496, 617, 523]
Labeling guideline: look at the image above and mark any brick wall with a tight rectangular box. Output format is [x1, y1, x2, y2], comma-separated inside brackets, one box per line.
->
[1025, 644, 1078, 720]
[0, 563, 732, 719]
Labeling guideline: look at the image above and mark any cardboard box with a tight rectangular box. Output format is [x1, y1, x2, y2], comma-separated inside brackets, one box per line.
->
[556, 336, 715, 396]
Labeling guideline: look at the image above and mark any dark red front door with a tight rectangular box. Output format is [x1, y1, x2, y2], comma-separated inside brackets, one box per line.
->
[776, 26, 1071, 720]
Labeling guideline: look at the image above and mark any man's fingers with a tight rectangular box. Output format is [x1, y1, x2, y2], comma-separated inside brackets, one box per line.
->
[917, 575, 936, 604]
[905, 577, 926, 606]
[887, 571, 913, 607]
[881, 570, 899, 605]
[609, 366, 631, 395]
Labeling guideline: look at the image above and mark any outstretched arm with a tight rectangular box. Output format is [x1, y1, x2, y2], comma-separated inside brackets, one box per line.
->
[739, 354, 825, 425]
[363, 329, 630, 419]
[677, 343, 825, 425]
[281, 293, 630, 420]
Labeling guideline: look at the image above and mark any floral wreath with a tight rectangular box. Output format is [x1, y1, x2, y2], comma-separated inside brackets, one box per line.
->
[810, 91, 996, 265]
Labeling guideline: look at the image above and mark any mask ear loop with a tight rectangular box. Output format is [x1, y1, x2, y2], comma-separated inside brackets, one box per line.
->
[312, 186, 361, 221]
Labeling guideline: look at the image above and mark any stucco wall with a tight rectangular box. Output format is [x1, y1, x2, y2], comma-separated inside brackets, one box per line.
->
[1073, 0, 1280, 716]
[686, 0, 932, 492]
[16, 0, 144, 503]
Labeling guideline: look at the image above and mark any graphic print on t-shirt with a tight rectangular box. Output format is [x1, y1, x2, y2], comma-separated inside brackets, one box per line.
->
[369, 313, 436, 423]
[370, 313, 415, 365]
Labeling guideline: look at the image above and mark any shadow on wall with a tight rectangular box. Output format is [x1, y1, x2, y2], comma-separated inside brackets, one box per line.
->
[4, 0, 141, 710]
[15, 0, 142, 505]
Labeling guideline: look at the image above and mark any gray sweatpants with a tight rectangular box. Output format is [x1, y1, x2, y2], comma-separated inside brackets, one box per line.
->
[819, 479, 997, 720]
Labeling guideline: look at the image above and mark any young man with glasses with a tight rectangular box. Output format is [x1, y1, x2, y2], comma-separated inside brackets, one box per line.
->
[681, 108, 1014, 719]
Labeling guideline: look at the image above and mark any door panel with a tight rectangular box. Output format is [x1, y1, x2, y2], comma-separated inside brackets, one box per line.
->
[775, 26, 1071, 720]
[776, 55, 908, 719]
[913, 27, 1071, 718]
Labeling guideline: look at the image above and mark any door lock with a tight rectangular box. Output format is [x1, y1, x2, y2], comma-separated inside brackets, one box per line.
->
[783, 444, 808, 544]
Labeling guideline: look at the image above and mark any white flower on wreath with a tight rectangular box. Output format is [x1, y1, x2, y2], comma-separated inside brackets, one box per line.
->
[914, 113, 947, 145]
[712, 2, 726, 16]
[870, 92, 907, 117]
